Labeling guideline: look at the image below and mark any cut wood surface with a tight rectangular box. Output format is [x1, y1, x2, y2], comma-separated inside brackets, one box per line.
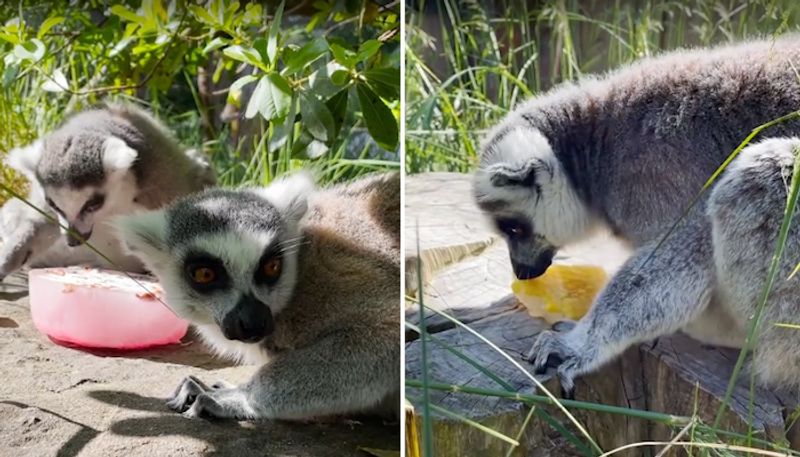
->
[405, 172, 799, 457]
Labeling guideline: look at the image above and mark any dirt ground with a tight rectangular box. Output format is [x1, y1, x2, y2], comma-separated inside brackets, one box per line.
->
[0, 272, 399, 457]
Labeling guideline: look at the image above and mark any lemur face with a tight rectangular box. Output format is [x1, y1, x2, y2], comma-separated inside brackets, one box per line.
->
[473, 127, 593, 279]
[43, 171, 138, 247]
[34, 132, 140, 247]
[117, 174, 313, 344]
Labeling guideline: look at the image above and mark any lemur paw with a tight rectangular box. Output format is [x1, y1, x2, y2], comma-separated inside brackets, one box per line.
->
[525, 329, 587, 397]
[167, 375, 209, 413]
[181, 393, 221, 420]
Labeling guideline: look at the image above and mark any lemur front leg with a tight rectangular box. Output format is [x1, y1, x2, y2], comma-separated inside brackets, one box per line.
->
[526, 217, 715, 396]
[170, 327, 399, 420]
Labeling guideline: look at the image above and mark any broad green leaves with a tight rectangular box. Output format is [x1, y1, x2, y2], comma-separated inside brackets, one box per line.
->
[0, 0, 401, 184]
[283, 37, 328, 75]
[41, 68, 68, 92]
[299, 92, 335, 142]
[245, 73, 293, 121]
[37, 16, 64, 39]
[208, 0, 399, 153]
[223, 45, 267, 71]
[356, 83, 397, 151]
[363, 67, 400, 100]
[266, 0, 283, 65]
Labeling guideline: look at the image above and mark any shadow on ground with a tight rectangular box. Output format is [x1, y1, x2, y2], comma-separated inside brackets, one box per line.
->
[90, 389, 399, 457]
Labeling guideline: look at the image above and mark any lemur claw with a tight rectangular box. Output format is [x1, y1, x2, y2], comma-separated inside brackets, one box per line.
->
[167, 375, 209, 413]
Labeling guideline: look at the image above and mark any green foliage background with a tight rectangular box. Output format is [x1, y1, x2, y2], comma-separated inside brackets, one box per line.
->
[0, 0, 400, 204]
[406, 0, 800, 173]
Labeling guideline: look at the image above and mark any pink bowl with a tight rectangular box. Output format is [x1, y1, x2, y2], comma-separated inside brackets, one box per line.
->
[29, 267, 188, 349]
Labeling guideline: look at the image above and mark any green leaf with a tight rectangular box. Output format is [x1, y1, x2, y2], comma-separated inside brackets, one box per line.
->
[13, 39, 45, 62]
[41, 68, 68, 92]
[267, 0, 284, 66]
[110, 5, 146, 24]
[283, 37, 328, 75]
[223, 1, 241, 28]
[330, 68, 350, 86]
[230, 74, 258, 92]
[245, 73, 293, 121]
[0, 32, 19, 45]
[242, 3, 262, 25]
[253, 37, 268, 66]
[227, 74, 257, 104]
[356, 83, 397, 151]
[223, 45, 267, 70]
[299, 92, 334, 142]
[189, 5, 218, 26]
[37, 16, 64, 39]
[2, 65, 18, 88]
[356, 39, 381, 63]
[202, 37, 229, 54]
[325, 89, 348, 138]
[110, 36, 135, 57]
[305, 139, 329, 159]
[329, 43, 356, 69]
[363, 67, 400, 100]
[142, 0, 164, 30]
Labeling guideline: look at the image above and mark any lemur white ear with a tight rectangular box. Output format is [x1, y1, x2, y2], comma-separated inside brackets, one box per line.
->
[102, 136, 138, 172]
[5, 140, 43, 181]
[114, 211, 169, 271]
[253, 171, 316, 223]
[488, 161, 538, 188]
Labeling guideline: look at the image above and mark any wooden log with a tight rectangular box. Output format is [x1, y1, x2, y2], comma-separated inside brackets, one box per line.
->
[404, 172, 498, 298]
[405, 172, 799, 457]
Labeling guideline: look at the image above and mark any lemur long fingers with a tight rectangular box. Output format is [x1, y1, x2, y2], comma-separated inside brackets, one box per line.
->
[182, 388, 256, 420]
[526, 330, 569, 371]
[526, 328, 594, 399]
[167, 375, 210, 412]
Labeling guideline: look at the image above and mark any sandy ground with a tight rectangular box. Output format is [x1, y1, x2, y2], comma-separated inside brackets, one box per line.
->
[0, 272, 399, 457]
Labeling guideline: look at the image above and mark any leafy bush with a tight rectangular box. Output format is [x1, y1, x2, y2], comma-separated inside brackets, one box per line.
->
[0, 0, 400, 204]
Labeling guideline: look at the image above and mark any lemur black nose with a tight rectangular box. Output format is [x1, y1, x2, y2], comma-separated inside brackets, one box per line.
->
[221, 294, 275, 343]
[512, 254, 553, 280]
[66, 229, 92, 247]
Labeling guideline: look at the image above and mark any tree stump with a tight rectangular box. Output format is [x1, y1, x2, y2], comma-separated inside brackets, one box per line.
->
[405, 172, 800, 457]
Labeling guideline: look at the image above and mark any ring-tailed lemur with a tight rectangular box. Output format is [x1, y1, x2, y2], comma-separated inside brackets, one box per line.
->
[116, 172, 400, 420]
[473, 36, 800, 395]
[2, 103, 216, 275]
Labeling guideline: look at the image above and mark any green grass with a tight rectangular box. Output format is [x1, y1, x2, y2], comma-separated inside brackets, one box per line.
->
[405, 0, 800, 174]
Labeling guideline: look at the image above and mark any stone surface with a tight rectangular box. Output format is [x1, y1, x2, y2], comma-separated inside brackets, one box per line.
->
[0, 271, 398, 457]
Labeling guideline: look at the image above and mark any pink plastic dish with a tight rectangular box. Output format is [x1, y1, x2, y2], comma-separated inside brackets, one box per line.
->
[29, 267, 188, 349]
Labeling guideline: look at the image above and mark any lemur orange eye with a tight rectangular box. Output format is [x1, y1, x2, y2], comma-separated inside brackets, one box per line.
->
[262, 258, 282, 278]
[192, 267, 216, 284]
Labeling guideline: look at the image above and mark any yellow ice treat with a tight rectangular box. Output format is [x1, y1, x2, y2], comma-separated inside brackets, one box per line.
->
[511, 264, 607, 324]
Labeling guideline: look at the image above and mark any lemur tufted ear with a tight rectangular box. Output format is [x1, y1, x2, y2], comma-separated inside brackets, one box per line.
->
[488, 161, 538, 188]
[114, 210, 169, 272]
[5, 140, 43, 181]
[252, 171, 316, 224]
[102, 136, 138, 172]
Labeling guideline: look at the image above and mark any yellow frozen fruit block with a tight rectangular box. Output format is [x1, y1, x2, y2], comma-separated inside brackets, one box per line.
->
[511, 264, 607, 324]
